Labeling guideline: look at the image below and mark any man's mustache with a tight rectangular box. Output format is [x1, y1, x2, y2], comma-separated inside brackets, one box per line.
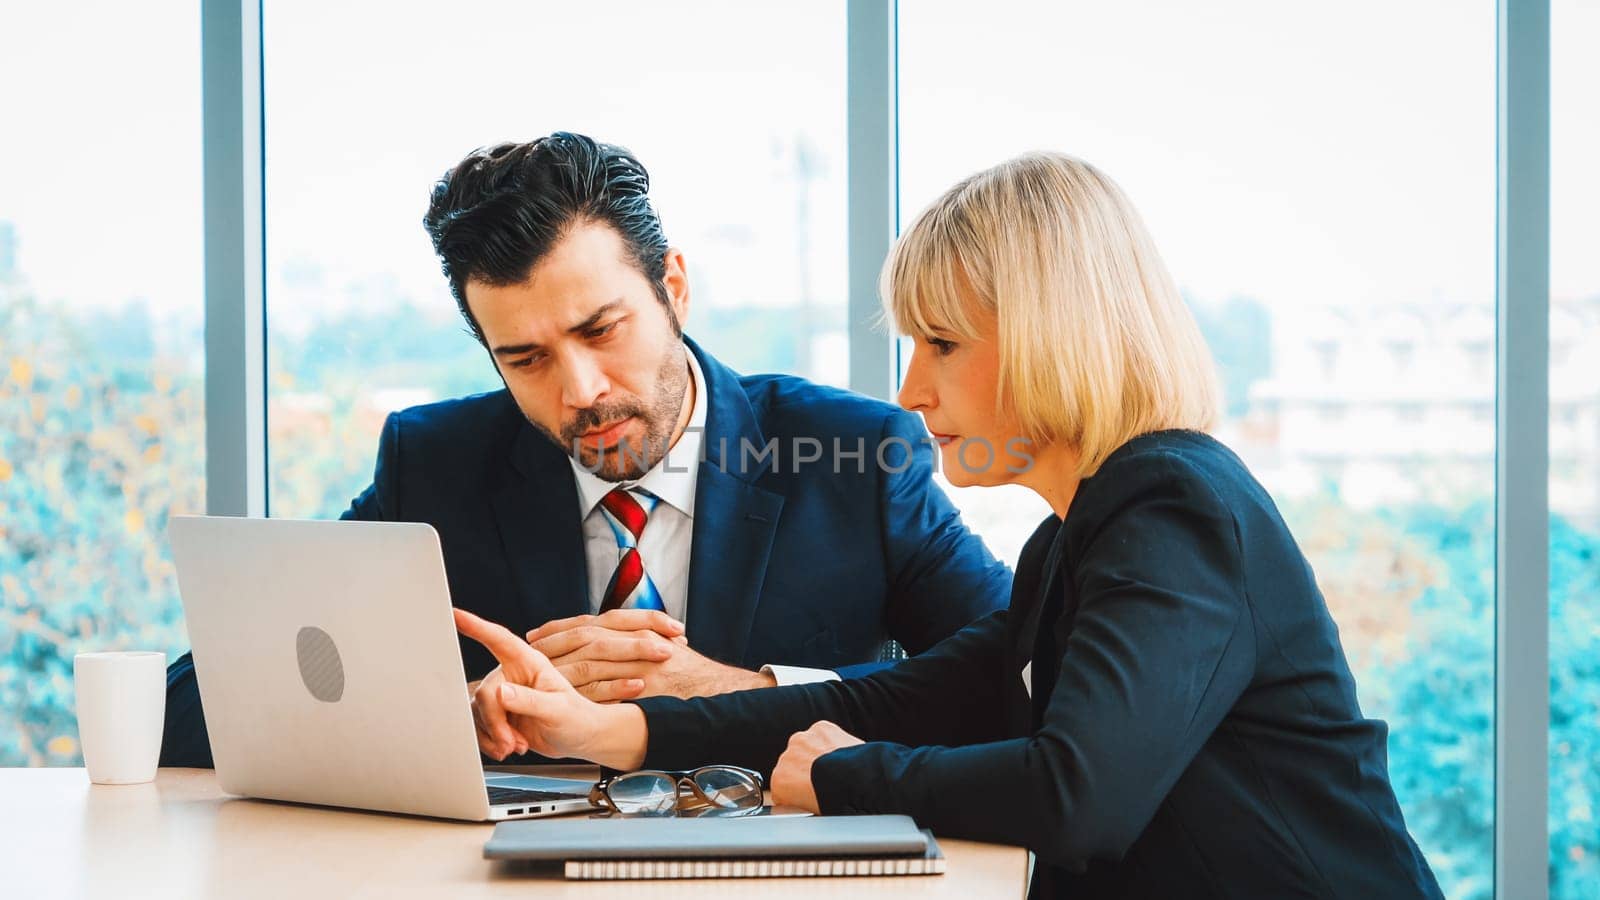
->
[561, 402, 645, 445]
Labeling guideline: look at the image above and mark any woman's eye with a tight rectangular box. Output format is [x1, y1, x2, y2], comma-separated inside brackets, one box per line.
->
[927, 337, 957, 356]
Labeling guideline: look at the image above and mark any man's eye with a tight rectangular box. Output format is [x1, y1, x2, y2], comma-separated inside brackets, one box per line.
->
[585, 322, 618, 340]
[509, 354, 545, 370]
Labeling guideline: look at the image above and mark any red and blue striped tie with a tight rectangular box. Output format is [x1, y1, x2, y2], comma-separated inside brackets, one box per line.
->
[599, 488, 664, 613]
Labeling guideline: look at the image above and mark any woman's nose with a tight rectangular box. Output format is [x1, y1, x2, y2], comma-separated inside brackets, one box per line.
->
[897, 344, 935, 412]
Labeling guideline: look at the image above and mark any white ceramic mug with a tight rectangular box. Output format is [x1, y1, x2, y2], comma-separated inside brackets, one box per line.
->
[74, 651, 167, 784]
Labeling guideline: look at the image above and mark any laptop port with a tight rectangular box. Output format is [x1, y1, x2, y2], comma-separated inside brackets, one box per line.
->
[508, 808, 524, 815]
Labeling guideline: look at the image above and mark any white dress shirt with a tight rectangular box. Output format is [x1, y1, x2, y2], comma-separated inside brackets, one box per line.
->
[567, 345, 837, 687]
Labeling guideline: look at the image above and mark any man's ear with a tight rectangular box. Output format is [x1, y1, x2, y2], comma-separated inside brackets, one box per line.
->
[662, 248, 690, 330]
[465, 281, 509, 385]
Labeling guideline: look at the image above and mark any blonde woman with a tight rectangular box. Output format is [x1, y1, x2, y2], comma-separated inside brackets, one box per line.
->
[455, 153, 1442, 899]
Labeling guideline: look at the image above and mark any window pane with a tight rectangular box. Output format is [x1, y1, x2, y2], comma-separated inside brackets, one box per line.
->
[1550, 2, 1600, 896]
[0, 2, 204, 765]
[264, 0, 847, 518]
[898, 3, 1495, 894]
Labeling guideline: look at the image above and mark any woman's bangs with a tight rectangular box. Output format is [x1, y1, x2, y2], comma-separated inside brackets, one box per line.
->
[887, 218, 981, 341]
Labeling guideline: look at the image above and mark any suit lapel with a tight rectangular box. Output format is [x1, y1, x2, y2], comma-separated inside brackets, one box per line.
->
[682, 337, 785, 666]
[491, 424, 590, 628]
[1014, 518, 1070, 726]
[684, 462, 784, 664]
[1013, 517, 1068, 662]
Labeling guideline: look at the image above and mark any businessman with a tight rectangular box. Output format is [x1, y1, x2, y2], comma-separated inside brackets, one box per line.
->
[160, 131, 1011, 766]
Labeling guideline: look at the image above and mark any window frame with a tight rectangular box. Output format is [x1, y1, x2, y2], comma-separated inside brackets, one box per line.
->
[201, 0, 1553, 894]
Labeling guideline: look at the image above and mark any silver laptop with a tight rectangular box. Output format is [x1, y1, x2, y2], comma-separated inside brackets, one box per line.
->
[168, 515, 594, 821]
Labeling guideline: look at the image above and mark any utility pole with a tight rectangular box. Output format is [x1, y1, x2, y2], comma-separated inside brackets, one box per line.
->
[791, 134, 822, 376]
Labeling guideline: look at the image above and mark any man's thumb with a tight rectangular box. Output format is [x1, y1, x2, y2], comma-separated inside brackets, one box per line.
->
[498, 682, 548, 717]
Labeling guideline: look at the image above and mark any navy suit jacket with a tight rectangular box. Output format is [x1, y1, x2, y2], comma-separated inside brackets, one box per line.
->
[636, 431, 1442, 899]
[160, 337, 1011, 767]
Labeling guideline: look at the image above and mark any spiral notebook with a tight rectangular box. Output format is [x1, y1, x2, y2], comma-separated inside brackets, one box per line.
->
[562, 834, 944, 880]
[484, 813, 945, 880]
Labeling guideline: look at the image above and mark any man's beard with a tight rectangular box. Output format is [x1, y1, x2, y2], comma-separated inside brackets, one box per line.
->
[535, 343, 690, 482]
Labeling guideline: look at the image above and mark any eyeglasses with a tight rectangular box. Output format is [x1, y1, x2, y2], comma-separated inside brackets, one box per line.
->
[588, 765, 765, 817]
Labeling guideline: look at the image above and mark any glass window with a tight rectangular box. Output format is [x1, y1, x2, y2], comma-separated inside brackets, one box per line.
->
[1549, 2, 1600, 896]
[898, 2, 1495, 894]
[263, 0, 848, 518]
[0, 1, 204, 765]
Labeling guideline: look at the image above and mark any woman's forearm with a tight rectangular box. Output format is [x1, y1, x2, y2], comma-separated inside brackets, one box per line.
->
[632, 613, 1016, 775]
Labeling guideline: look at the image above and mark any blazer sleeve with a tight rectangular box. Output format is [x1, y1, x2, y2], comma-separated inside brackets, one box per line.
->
[157, 651, 213, 768]
[158, 411, 403, 768]
[876, 409, 1013, 655]
[635, 608, 1018, 774]
[810, 457, 1257, 871]
[340, 411, 401, 522]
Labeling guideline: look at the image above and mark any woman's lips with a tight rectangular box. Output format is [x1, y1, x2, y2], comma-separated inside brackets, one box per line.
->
[929, 432, 959, 446]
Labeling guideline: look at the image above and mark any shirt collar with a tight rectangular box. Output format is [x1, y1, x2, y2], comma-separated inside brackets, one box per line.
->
[570, 343, 706, 519]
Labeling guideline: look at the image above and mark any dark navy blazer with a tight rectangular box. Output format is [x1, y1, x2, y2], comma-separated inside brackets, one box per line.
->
[159, 337, 1011, 767]
[636, 430, 1443, 899]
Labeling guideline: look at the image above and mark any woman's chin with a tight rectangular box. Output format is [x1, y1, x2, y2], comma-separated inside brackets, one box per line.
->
[942, 455, 1022, 490]
[940, 461, 991, 489]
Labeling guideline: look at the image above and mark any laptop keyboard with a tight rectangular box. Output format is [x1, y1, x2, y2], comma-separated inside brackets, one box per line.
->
[487, 786, 587, 806]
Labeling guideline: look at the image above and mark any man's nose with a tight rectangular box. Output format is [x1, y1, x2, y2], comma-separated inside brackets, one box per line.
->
[560, 352, 610, 410]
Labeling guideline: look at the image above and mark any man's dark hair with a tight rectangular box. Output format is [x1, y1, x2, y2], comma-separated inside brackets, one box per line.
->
[422, 132, 671, 345]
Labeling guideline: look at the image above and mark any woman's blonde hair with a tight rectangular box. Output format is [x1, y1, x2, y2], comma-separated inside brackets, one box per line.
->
[882, 151, 1221, 478]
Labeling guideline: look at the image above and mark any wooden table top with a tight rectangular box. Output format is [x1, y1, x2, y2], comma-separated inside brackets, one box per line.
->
[0, 767, 1028, 899]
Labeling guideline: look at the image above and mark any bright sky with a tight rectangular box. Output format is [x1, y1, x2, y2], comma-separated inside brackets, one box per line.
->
[1, 0, 1595, 322]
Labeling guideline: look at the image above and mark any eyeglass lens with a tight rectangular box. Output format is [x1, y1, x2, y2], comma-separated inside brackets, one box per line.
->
[607, 773, 679, 816]
[605, 767, 762, 816]
[691, 767, 762, 809]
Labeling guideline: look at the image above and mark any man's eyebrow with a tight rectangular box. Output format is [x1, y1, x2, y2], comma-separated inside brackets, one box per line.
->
[491, 340, 541, 358]
[490, 299, 626, 357]
[565, 299, 625, 336]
